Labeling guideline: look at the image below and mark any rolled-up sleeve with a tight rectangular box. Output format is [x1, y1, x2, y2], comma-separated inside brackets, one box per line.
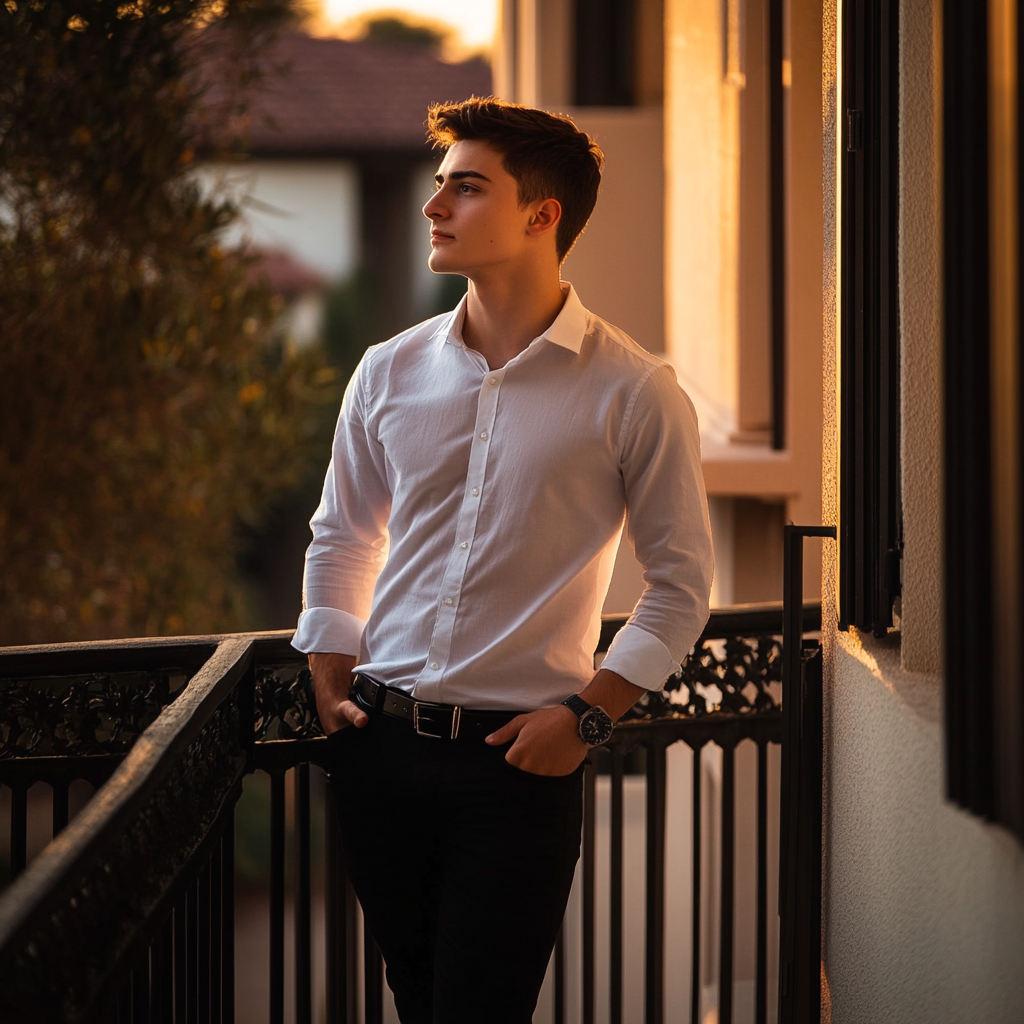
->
[600, 366, 714, 690]
[291, 353, 392, 655]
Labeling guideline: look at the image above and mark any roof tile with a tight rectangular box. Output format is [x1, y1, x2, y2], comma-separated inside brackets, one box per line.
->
[238, 33, 492, 156]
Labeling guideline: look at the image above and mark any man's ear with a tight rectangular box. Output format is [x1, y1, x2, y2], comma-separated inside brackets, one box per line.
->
[526, 198, 562, 240]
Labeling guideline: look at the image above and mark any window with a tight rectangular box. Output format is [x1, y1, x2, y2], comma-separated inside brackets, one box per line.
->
[943, 0, 1024, 838]
[574, 0, 635, 106]
[839, 0, 902, 636]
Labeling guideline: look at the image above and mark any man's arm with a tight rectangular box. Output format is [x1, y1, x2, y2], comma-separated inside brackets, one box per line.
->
[295, 355, 391, 732]
[309, 652, 368, 734]
[487, 365, 713, 775]
[485, 668, 643, 775]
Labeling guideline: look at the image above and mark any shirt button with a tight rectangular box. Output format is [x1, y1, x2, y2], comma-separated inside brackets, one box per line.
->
[479, 431, 489, 441]
[430, 662, 440, 671]
[444, 597, 453, 606]
[489, 377, 498, 385]
[471, 486, 480, 496]
[460, 541, 468, 549]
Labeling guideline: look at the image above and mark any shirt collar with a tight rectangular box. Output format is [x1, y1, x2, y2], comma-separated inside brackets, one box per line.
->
[544, 282, 588, 354]
[433, 281, 589, 355]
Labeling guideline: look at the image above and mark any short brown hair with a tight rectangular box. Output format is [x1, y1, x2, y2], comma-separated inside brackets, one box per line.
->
[426, 97, 604, 262]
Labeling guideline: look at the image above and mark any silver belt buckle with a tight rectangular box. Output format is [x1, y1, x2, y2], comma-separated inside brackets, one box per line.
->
[412, 701, 462, 739]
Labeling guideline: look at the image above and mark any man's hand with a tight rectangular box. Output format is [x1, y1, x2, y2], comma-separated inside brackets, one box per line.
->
[309, 652, 364, 735]
[485, 703, 588, 776]
[485, 668, 646, 776]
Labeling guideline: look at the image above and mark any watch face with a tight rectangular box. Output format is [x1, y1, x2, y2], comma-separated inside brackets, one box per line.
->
[580, 707, 614, 745]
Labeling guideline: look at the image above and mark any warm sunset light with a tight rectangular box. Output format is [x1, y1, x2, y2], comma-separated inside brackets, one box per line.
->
[314, 0, 498, 54]
[5, 4, 1023, 1023]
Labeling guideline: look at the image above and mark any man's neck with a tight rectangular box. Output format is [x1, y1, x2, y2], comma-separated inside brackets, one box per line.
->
[460, 264, 567, 370]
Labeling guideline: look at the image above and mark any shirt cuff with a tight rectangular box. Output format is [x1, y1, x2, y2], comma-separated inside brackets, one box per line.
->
[291, 607, 366, 655]
[600, 623, 680, 692]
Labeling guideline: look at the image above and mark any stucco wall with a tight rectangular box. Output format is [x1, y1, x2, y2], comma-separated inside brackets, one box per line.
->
[561, 107, 666, 355]
[824, 636, 1024, 1023]
[820, 1, 1024, 1020]
[897, 0, 944, 675]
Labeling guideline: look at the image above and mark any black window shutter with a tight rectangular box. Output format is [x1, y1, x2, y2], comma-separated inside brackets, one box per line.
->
[943, 0, 994, 821]
[839, 0, 902, 637]
[943, 0, 1024, 840]
[574, 0, 635, 107]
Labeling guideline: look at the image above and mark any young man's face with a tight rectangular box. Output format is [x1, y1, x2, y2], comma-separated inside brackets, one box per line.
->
[422, 139, 558, 278]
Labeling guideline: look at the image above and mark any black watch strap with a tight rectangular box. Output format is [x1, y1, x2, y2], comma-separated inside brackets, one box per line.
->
[561, 693, 592, 718]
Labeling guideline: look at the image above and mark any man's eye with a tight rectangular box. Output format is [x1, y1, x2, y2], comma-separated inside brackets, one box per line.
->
[460, 184, 474, 193]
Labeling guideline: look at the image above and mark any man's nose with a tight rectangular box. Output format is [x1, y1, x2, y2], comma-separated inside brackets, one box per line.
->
[423, 191, 445, 220]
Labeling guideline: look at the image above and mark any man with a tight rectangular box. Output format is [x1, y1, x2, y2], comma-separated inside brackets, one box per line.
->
[292, 98, 713, 1023]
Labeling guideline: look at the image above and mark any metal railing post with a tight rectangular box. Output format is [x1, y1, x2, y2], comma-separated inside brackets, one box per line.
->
[270, 771, 286, 1024]
[610, 747, 625, 1024]
[644, 739, 666, 1024]
[582, 760, 596, 1024]
[779, 525, 834, 1024]
[295, 763, 312, 1024]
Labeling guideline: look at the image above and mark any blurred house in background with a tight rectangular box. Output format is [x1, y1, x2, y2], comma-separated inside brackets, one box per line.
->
[247, 247, 328, 346]
[197, 31, 491, 346]
[194, 31, 491, 629]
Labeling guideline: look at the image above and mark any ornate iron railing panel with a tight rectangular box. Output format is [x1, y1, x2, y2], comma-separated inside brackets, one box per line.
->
[254, 665, 322, 743]
[0, 637, 255, 1023]
[0, 605, 821, 1024]
[0, 670, 190, 760]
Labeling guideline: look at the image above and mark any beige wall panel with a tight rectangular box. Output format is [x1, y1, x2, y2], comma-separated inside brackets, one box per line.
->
[493, 0, 516, 99]
[665, 0, 737, 438]
[562, 108, 666, 354]
[734, 498, 786, 603]
[898, 0, 944, 674]
[822, 0, 840, 627]
[784, 0, 825, 593]
[536, 0, 573, 108]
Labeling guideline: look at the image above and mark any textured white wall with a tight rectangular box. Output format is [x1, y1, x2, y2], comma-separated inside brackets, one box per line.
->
[824, 636, 1024, 1023]
[820, 2, 1024, 1020]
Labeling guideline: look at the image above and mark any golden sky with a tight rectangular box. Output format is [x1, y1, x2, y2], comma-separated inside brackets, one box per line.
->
[313, 1, 498, 56]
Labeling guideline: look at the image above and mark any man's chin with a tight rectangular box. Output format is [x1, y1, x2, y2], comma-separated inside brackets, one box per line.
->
[428, 254, 465, 276]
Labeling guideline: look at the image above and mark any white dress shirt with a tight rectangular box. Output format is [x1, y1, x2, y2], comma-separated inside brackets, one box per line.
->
[292, 283, 714, 711]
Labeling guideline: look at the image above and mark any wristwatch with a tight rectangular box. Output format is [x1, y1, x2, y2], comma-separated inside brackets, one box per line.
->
[561, 694, 614, 746]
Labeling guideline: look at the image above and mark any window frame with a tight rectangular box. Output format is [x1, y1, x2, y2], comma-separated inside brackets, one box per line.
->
[943, 0, 1024, 839]
[839, 0, 902, 637]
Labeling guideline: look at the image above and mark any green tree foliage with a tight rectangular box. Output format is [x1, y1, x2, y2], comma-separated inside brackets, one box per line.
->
[362, 15, 448, 52]
[0, 0, 340, 644]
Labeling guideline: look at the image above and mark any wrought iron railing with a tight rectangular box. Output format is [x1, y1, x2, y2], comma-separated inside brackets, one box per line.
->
[0, 599, 823, 1024]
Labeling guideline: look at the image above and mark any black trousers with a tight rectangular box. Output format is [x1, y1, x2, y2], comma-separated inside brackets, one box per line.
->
[327, 712, 584, 1024]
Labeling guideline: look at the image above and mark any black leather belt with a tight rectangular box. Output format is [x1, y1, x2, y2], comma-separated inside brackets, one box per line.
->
[350, 673, 519, 740]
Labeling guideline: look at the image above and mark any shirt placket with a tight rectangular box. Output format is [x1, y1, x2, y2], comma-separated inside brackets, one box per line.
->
[414, 365, 506, 700]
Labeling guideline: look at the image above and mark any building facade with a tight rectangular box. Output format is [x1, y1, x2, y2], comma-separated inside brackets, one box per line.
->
[500, 0, 1024, 1018]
